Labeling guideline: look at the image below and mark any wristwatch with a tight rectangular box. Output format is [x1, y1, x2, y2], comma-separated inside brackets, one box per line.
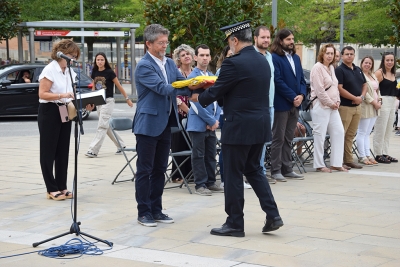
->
[125, 97, 130, 101]
[360, 95, 365, 100]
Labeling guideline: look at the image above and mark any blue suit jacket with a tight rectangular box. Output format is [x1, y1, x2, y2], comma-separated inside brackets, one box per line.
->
[272, 53, 307, 112]
[133, 52, 191, 136]
[186, 67, 221, 132]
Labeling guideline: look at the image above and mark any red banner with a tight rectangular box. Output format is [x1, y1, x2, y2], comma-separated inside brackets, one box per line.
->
[35, 30, 71, 36]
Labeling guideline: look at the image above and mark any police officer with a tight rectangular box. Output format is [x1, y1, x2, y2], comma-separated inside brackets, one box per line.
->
[191, 21, 283, 237]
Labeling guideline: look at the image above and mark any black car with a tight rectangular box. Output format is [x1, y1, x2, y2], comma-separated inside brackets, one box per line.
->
[0, 63, 93, 119]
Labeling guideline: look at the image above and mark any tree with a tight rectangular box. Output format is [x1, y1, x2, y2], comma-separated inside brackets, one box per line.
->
[144, 0, 266, 71]
[262, 0, 394, 62]
[0, 0, 22, 60]
[345, 0, 393, 47]
[387, 0, 400, 47]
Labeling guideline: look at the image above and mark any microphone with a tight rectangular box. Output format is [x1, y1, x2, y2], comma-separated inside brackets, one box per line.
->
[56, 51, 75, 62]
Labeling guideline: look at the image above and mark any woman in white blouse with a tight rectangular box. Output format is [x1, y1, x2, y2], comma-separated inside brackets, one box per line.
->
[356, 56, 381, 165]
[310, 44, 347, 172]
[38, 39, 93, 200]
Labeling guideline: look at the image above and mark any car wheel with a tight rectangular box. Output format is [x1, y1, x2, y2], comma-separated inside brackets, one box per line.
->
[80, 108, 91, 120]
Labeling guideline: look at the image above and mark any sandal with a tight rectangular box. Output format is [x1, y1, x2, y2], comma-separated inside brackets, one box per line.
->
[367, 156, 378, 165]
[61, 190, 73, 199]
[375, 155, 391, 164]
[316, 167, 332, 173]
[383, 155, 398, 163]
[172, 178, 184, 183]
[46, 192, 66, 201]
[330, 166, 349, 172]
[358, 157, 374, 166]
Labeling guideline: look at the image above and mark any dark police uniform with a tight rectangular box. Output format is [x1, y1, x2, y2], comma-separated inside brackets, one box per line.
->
[198, 45, 281, 231]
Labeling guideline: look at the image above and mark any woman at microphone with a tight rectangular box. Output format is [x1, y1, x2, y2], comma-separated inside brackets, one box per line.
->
[38, 39, 92, 200]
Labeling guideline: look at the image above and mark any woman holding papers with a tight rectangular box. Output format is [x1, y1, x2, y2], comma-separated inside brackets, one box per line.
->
[38, 39, 86, 200]
[85, 52, 133, 158]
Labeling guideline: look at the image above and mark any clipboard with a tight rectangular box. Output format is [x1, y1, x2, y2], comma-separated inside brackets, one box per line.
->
[72, 89, 106, 108]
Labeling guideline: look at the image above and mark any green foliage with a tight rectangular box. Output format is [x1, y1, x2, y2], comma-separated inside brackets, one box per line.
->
[143, 0, 266, 70]
[0, 0, 22, 42]
[387, 0, 400, 46]
[346, 0, 392, 47]
[19, 0, 75, 21]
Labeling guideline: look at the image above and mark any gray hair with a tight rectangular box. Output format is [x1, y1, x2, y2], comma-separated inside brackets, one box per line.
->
[144, 24, 170, 48]
[173, 44, 195, 67]
[229, 28, 253, 43]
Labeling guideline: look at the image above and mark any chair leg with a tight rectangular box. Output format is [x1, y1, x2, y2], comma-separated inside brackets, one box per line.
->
[112, 155, 137, 185]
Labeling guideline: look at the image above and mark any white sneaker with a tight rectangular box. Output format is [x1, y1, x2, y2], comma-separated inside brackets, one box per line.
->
[219, 182, 224, 188]
[243, 181, 252, 189]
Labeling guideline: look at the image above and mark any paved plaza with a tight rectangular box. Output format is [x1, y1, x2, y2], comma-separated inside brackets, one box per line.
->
[1, 124, 400, 266]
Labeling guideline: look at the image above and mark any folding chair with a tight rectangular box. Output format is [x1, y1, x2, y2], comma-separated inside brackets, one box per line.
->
[109, 117, 137, 185]
[164, 118, 193, 194]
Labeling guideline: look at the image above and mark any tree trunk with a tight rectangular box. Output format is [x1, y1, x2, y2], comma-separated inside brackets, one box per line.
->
[315, 42, 322, 63]
[6, 39, 10, 61]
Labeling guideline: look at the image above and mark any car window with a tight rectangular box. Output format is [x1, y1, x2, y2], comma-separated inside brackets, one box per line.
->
[0, 70, 18, 83]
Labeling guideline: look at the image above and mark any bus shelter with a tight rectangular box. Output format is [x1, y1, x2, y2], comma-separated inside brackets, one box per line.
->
[17, 21, 140, 95]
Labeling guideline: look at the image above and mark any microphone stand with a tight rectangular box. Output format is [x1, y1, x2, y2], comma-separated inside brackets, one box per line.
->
[33, 60, 112, 248]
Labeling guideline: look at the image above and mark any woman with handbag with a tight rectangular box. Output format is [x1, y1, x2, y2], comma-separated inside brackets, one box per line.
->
[310, 44, 347, 173]
[373, 52, 399, 163]
[38, 39, 92, 200]
[356, 56, 381, 165]
[85, 52, 133, 158]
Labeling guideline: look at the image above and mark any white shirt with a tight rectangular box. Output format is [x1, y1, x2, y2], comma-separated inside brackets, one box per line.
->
[39, 60, 76, 103]
[148, 52, 168, 83]
[284, 51, 296, 75]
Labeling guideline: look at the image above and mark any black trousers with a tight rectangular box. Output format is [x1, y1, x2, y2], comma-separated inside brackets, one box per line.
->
[222, 143, 280, 230]
[37, 103, 72, 192]
[170, 116, 191, 180]
[135, 128, 171, 217]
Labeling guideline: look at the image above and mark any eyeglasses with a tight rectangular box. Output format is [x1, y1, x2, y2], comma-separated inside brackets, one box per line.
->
[343, 53, 354, 56]
[383, 52, 394, 55]
[156, 41, 170, 46]
[68, 54, 78, 59]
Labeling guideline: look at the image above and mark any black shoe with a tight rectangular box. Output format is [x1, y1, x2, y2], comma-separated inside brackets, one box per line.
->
[210, 223, 245, 237]
[137, 215, 157, 227]
[262, 216, 284, 233]
[153, 213, 174, 224]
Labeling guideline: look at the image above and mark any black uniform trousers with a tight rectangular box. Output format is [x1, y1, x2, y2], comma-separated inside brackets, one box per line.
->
[38, 103, 71, 192]
[222, 143, 280, 230]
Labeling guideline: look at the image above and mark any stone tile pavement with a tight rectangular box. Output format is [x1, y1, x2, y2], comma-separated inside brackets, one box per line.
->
[1, 129, 400, 266]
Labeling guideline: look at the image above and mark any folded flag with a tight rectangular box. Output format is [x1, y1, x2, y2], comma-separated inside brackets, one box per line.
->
[172, 76, 218, 88]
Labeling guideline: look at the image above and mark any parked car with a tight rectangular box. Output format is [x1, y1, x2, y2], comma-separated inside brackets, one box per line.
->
[0, 64, 93, 119]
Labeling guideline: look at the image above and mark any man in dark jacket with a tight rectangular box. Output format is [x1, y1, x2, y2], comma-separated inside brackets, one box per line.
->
[191, 21, 283, 237]
[270, 29, 307, 182]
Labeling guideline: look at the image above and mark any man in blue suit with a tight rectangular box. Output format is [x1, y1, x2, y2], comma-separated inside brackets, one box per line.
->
[133, 24, 204, 227]
[186, 44, 222, 196]
[270, 29, 307, 182]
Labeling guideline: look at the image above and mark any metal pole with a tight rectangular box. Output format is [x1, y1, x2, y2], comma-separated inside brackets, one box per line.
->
[80, 0, 86, 72]
[116, 37, 121, 79]
[28, 28, 35, 63]
[339, 0, 344, 53]
[17, 30, 23, 63]
[272, 0, 277, 28]
[130, 28, 137, 98]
